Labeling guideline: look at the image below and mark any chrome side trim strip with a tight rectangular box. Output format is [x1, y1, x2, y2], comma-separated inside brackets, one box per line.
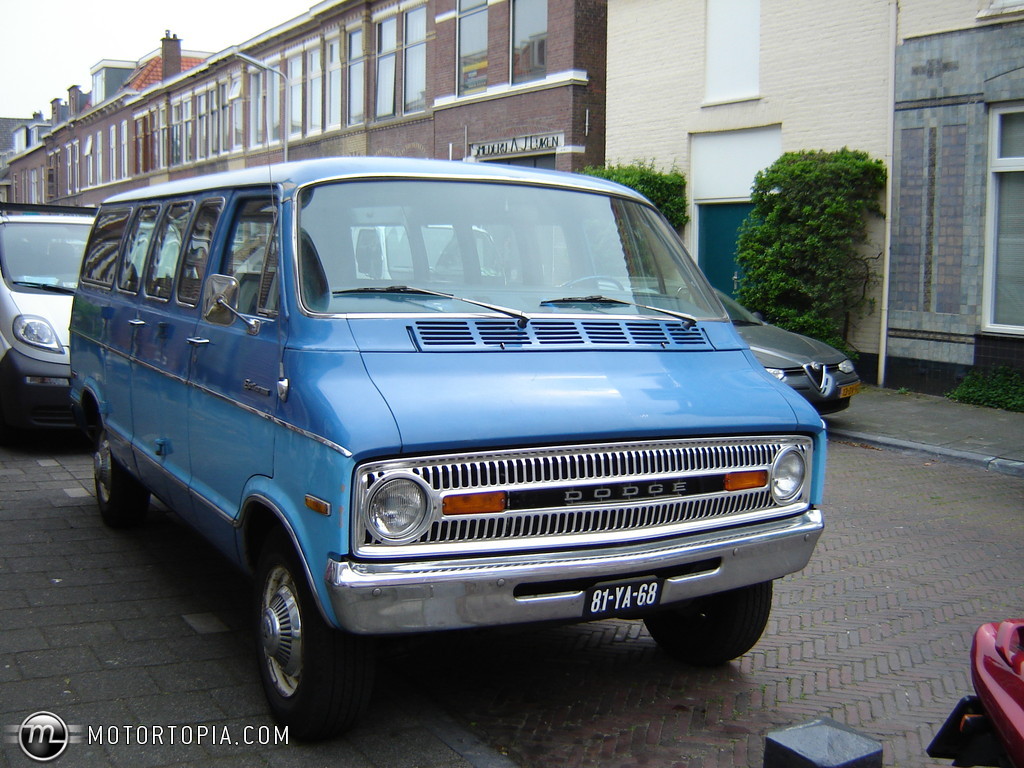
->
[70, 329, 353, 457]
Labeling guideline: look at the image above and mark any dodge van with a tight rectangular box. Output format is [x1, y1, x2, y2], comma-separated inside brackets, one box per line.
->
[0, 203, 93, 438]
[70, 158, 826, 740]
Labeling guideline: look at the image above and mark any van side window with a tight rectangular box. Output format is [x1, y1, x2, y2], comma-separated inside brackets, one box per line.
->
[145, 201, 193, 301]
[225, 198, 276, 316]
[119, 206, 160, 294]
[178, 199, 223, 306]
[81, 207, 132, 288]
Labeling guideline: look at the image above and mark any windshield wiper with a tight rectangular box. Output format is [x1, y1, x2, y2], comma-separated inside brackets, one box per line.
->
[540, 295, 697, 329]
[13, 280, 76, 295]
[335, 285, 530, 328]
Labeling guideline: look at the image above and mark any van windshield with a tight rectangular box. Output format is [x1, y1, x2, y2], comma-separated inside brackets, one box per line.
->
[296, 179, 722, 320]
[0, 221, 90, 291]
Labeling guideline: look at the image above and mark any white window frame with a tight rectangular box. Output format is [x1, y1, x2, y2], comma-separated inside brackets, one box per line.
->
[404, 6, 428, 113]
[326, 36, 343, 128]
[348, 27, 366, 126]
[308, 45, 324, 134]
[983, 103, 1024, 335]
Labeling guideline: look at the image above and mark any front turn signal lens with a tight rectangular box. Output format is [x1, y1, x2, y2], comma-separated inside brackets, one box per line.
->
[443, 491, 507, 516]
[723, 470, 768, 491]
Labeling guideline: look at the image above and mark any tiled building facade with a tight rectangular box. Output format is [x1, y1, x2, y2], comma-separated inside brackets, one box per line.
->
[4, 0, 606, 207]
[888, 17, 1024, 392]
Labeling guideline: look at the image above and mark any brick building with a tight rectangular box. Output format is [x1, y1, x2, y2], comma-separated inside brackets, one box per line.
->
[4, 0, 606, 206]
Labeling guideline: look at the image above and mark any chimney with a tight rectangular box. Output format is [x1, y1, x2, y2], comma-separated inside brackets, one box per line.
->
[162, 31, 181, 81]
[68, 85, 83, 117]
[50, 98, 66, 124]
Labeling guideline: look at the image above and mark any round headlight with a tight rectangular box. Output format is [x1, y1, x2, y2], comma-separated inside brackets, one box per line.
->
[366, 477, 431, 542]
[771, 446, 807, 503]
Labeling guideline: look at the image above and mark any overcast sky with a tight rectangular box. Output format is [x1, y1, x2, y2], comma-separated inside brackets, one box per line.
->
[0, 0, 316, 117]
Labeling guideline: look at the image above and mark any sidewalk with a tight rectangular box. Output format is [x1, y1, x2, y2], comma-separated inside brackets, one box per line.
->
[824, 385, 1024, 477]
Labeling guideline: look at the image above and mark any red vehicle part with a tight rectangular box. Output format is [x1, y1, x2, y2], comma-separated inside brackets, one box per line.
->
[928, 620, 1024, 768]
[973, 620, 1024, 768]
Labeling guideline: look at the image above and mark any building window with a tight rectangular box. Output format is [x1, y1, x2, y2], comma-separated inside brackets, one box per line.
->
[988, 107, 1024, 331]
[250, 72, 265, 145]
[458, 0, 488, 95]
[120, 120, 128, 178]
[404, 7, 427, 112]
[95, 131, 104, 185]
[308, 47, 323, 133]
[348, 28, 366, 125]
[511, 0, 546, 84]
[327, 38, 343, 127]
[376, 17, 398, 118]
[289, 54, 304, 137]
[109, 126, 117, 180]
[705, 0, 760, 103]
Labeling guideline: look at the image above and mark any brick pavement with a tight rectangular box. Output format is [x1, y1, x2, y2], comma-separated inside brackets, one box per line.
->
[2, 433, 1022, 767]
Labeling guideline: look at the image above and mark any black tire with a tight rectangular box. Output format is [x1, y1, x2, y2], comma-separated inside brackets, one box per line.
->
[93, 427, 150, 528]
[255, 529, 374, 741]
[643, 581, 773, 666]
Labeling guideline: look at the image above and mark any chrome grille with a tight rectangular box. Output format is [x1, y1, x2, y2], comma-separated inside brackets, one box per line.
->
[355, 436, 811, 558]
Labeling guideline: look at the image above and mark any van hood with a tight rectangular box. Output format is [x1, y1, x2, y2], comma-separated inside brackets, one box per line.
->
[358, 349, 818, 455]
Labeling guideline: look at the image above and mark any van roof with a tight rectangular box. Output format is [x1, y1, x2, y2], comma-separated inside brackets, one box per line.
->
[102, 157, 647, 206]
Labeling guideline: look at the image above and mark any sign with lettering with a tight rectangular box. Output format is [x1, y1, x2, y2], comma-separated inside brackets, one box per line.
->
[471, 132, 563, 159]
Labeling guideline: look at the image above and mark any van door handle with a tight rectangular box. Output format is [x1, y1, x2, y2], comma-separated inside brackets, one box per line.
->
[129, 319, 146, 327]
[186, 337, 210, 346]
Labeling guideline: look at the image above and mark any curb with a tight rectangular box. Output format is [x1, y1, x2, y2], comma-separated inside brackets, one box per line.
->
[827, 428, 1024, 479]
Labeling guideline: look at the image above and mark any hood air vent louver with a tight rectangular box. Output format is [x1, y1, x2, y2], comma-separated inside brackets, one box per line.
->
[412, 319, 710, 351]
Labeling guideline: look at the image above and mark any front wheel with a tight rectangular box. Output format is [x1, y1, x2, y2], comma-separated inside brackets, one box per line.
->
[255, 530, 373, 741]
[94, 427, 150, 528]
[643, 581, 773, 666]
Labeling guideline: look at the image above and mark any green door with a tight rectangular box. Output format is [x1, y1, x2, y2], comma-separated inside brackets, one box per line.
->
[697, 202, 754, 297]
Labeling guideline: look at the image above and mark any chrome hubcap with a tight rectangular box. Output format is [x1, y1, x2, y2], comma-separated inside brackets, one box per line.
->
[260, 567, 302, 696]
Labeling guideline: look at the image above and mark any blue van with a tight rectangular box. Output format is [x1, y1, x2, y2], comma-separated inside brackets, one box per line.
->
[70, 158, 825, 740]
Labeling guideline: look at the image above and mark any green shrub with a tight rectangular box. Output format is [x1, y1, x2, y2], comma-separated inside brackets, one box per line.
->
[735, 148, 887, 355]
[947, 366, 1024, 412]
[581, 161, 689, 230]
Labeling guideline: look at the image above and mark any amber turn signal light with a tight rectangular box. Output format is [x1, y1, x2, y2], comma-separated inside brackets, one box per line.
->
[723, 470, 768, 491]
[442, 491, 508, 515]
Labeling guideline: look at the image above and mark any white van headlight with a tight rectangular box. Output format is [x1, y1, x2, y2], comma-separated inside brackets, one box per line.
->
[366, 476, 432, 542]
[13, 315, 63, 352]
[770, 446, 807, 503]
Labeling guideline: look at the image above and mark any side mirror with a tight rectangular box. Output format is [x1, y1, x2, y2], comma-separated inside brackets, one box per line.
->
[201, 274, 261, 334]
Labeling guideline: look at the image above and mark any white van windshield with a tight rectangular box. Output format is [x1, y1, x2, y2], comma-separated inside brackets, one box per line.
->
[0, 221, 90, 291]
[296, 179, 721, 320]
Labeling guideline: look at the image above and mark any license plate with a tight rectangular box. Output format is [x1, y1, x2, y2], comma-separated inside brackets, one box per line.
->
[584, 577, 662, 618]
[840, 382, 861, 399]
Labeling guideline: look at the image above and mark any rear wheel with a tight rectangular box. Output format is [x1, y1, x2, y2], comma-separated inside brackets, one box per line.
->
[643, 581, 773, 666]
[255, 530, 373, 740]
[94, 427, 150, 528]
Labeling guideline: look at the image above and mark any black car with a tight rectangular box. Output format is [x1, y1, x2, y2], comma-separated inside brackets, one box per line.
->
[718, 291, 861, 415]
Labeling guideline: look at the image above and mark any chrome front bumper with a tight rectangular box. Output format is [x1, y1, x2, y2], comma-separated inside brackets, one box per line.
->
[325, 508, 823, 634]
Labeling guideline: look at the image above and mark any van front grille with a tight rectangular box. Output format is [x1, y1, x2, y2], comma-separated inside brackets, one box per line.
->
[355, 436, 811, 558]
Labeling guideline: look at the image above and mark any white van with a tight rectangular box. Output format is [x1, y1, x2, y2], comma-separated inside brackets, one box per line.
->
[0, 203, 94, 438]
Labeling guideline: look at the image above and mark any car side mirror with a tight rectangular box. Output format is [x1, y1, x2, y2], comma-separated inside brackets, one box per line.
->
[202, 274, 261, 335]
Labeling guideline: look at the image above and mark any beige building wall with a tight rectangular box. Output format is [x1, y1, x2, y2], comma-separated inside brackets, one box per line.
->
[605, 0, 946, 361]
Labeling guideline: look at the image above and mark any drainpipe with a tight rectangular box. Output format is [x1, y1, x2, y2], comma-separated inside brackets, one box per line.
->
[877, 0, 899, 387]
